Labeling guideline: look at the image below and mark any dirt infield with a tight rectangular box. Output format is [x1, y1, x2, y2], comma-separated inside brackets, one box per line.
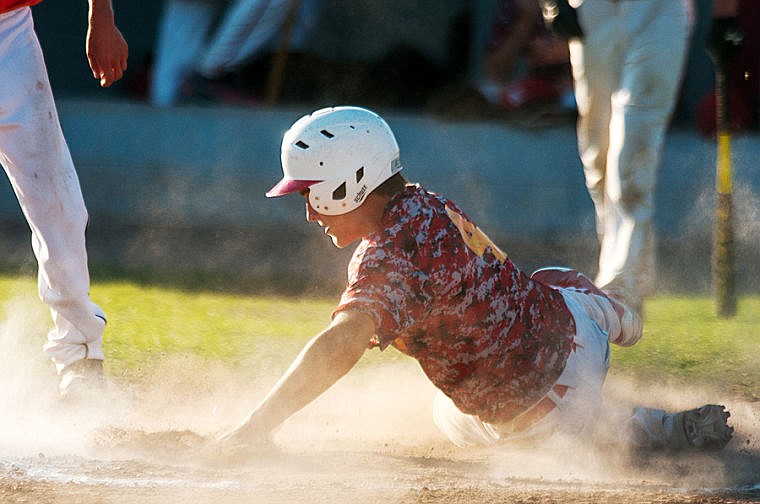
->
[1, 354, 759, 504]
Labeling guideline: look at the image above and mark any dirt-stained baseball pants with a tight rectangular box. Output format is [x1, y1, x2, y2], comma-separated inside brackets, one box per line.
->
[0, 7, 106, 373]
[568, 0, 694, 300]
[432, 282, 666, 448]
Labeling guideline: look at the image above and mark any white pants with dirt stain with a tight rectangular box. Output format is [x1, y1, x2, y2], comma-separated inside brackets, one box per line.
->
[568, 0, 694, 300]
[432, 287, 665, 448]
[0, 8, 106, 373]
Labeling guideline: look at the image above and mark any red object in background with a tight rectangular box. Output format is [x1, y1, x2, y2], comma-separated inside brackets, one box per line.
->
[500, 76, 563, 110]
[697, 90, 753, 137]
[697, 0, 759, 137]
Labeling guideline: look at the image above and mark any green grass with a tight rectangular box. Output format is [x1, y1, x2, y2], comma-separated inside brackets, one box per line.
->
[1, 274, 758, 399]
[610, 295, 760, 400]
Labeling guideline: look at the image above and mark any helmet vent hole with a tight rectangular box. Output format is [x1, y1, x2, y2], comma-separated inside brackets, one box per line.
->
[320, 129, 334, 138]
[355, 167, 364, 183]
[295, 140, 309, 149]
[332, 183, 346, 201]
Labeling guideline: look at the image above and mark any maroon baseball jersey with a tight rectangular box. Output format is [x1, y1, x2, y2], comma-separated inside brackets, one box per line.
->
[335, 185, 576, 424]
[0, 0, 42, 14]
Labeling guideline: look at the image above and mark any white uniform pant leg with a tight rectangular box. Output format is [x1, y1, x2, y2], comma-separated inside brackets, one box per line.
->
[569, 1, 617, 243]
[571, 0, 693, 297]
[0, 8, 106, 372]
[432, 289, 611, 447]
[196, 0, 289, 78]
[149, 0, 217, 106]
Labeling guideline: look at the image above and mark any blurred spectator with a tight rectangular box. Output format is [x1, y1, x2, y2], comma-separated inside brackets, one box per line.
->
[476, 0, 575, 122]
[149, 0, 321, 106]
[696, 0, 758, 136]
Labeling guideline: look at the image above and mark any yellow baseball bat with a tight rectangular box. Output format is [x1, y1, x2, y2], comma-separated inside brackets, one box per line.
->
[712, 64, 736, 317]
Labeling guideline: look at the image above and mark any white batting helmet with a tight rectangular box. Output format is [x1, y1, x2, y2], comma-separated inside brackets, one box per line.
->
[266, 106, 402, 215]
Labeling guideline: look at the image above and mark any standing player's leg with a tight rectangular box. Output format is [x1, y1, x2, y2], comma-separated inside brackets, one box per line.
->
[0, 8, 106, 395]
[197, 0, 296, 78]
[149, 0, 217, 106]
[568, 1, 618, 247]
[594, 0, 693, 304]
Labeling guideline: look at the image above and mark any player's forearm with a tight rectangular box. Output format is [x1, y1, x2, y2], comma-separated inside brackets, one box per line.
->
[87, 0, 115, 24]
[84, 0, 128, 87]
[235, 312, 373, 440]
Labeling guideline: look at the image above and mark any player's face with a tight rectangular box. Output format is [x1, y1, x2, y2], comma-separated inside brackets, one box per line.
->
[301, 190, 366, 248]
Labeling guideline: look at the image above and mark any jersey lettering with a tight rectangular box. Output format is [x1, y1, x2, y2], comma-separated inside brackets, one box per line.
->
[445, 204, 507, 263]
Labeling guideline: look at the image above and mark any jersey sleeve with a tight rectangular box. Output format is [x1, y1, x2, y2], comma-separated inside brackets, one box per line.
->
[334, 236, 427, 350]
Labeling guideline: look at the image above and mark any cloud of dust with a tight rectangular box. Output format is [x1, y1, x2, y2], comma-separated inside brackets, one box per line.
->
[103, 353, 445, 450]
[669, 184, 760, 293]
[130, 345, 759, 491]
[271, 360, 446, 452]
[485, 373, 760, 490]
[1, 289, 757, 493]
[0, 294, 103, 457]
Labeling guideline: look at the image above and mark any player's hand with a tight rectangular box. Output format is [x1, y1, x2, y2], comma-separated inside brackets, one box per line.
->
[202, 423, 278, 465]
[539, 0, 583, 41]
[85, 10, 129, 87]
[707, 16, 743, 71]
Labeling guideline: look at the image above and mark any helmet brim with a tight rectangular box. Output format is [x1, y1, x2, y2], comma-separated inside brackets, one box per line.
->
[266, 178, 323, 198]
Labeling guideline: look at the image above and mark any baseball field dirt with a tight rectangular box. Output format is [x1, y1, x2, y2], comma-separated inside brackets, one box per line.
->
[1, 225, 759, 503]
[1, 354, 759, 504]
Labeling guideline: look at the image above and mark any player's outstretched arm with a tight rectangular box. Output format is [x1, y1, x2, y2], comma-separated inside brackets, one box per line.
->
[85, 0, 128, 87]
[217, 309, 375, 450]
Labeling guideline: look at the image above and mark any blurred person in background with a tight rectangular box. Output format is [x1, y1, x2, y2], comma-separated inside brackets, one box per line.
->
[0, 0, 128, 397]
[539, 0, 695, 313]
[149, 0, 321, 106]
[477, 0, 575, 124]
[696, 0, 756, 137]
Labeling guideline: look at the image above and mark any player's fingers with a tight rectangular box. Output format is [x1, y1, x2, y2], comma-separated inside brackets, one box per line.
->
[88, 56, 102, 80]
[99, 64, 126, 87]
[99, 69, 114, 87]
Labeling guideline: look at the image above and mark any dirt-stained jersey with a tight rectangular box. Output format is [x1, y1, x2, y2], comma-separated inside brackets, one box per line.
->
[335, 185, 576, 424]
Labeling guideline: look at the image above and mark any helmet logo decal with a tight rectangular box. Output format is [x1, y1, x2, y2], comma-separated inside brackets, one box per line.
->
[354, 184, 368, 203]
[391, 157, 402, 174]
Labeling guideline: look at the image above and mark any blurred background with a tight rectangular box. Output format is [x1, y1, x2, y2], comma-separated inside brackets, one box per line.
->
[0, 0, 757, 296]
[32, 0, 758, 125]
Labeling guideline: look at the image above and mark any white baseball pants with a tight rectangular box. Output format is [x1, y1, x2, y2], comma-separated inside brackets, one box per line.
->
[568, 0, 694, 299]
[150, 0, 319, 106]
[149, 0, 217, 106]
[0, 7, 106, 372]
[197, 0, 320, 78]
[432, 287, 661, 448]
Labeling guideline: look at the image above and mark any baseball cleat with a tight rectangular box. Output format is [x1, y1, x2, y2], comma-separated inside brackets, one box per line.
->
[665, 404, 733, 451]
[59, 358, 107, 398]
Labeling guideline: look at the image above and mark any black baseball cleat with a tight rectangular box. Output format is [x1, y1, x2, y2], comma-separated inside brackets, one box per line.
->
[58, 359, 107, 399]
[664, 404, 734, 451]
